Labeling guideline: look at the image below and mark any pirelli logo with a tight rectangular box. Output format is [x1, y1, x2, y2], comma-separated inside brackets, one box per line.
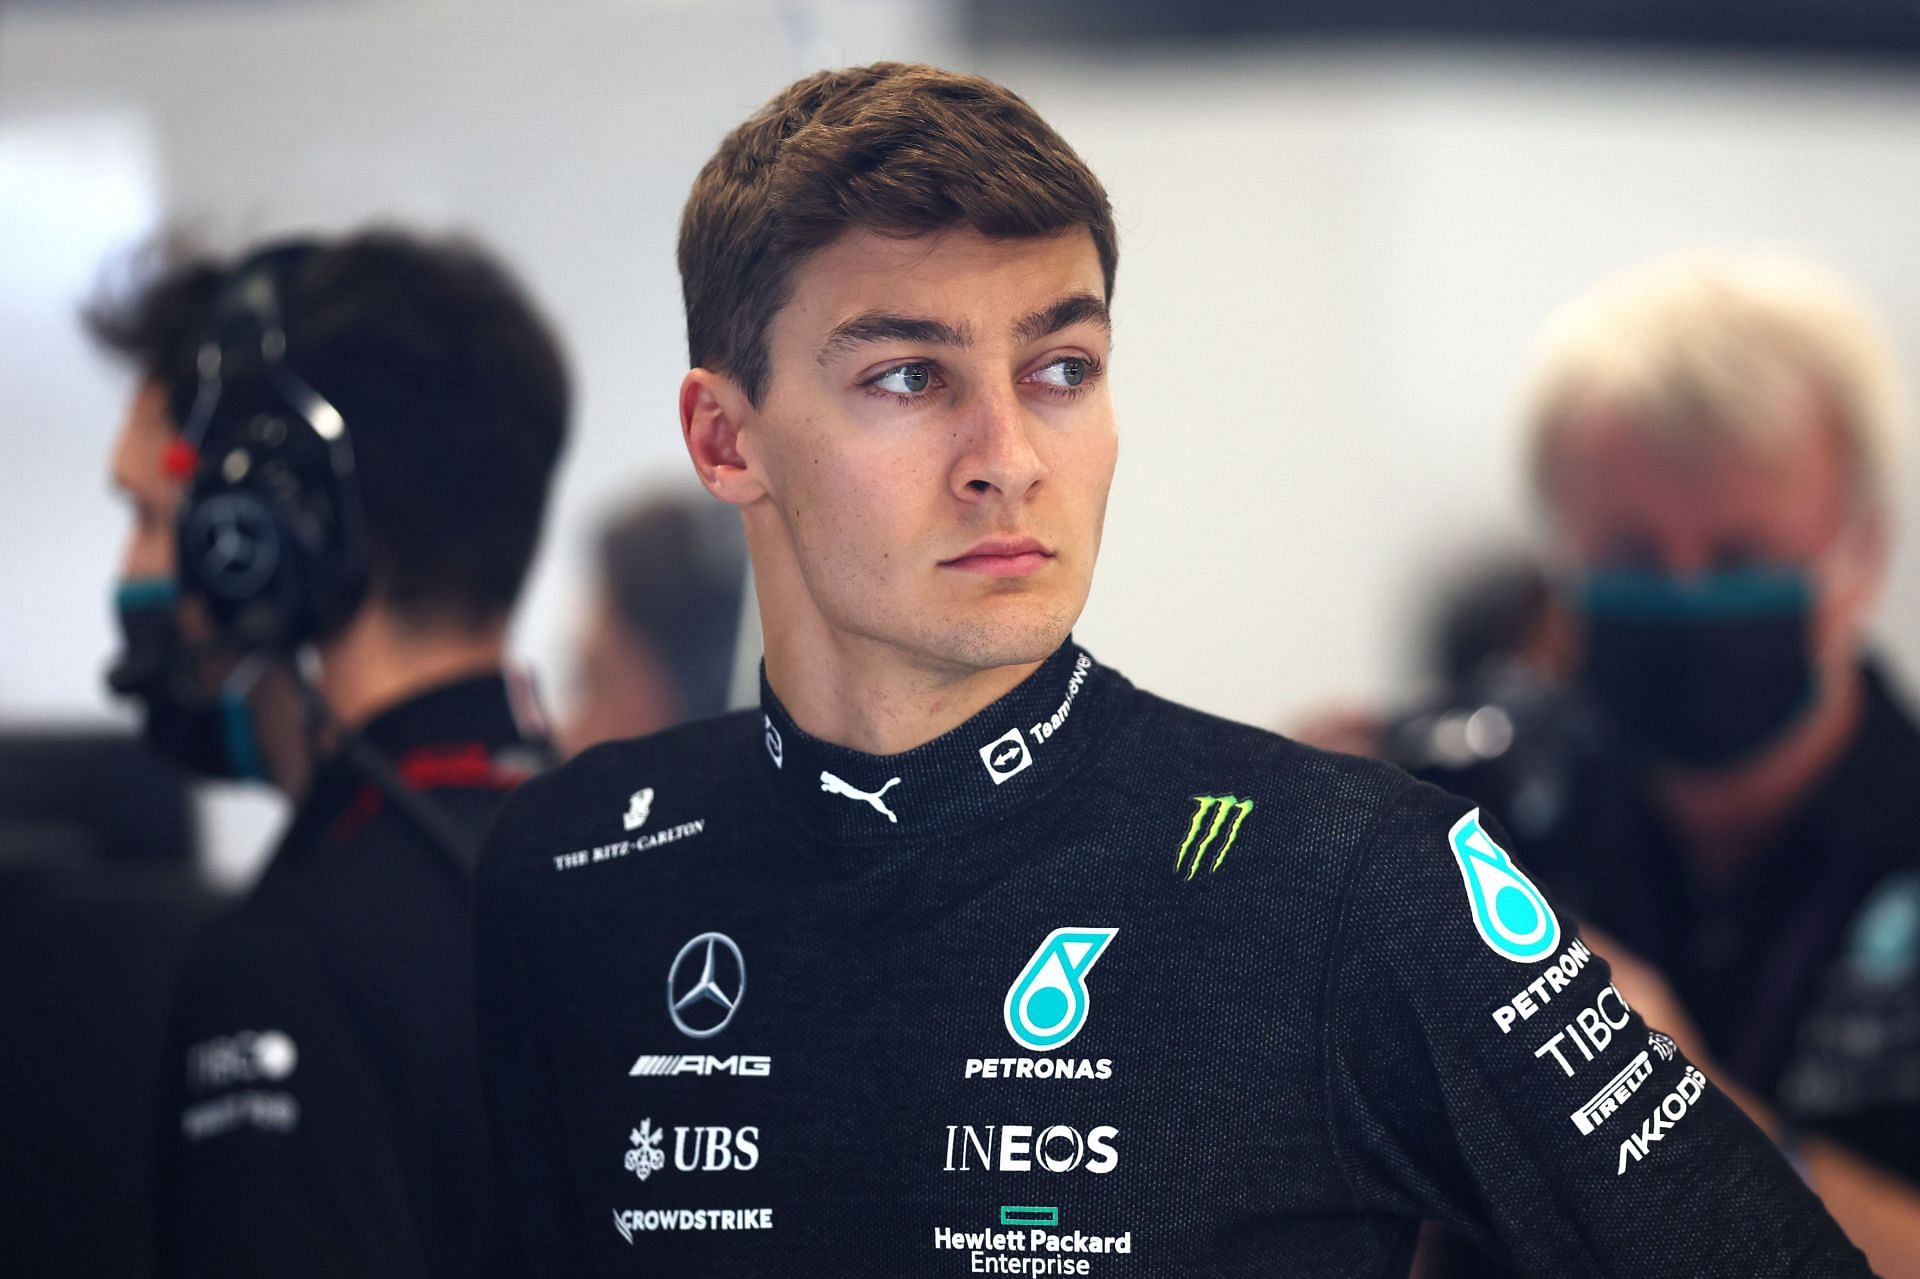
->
[628, 1054, 772, 1078]
[1571, 1051, 1653, 1135]
[1176, 795, 1254, 880]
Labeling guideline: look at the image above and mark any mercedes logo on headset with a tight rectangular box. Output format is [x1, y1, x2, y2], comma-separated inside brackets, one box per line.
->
[667, 932, 746, 1039]
[183, 493, 280, 600]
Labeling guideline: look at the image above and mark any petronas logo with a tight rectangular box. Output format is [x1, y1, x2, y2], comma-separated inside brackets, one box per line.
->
[1448, 808, 1560, 963]
[1004, 928, 1117, 1052]
[1176, 795, 1253, 880]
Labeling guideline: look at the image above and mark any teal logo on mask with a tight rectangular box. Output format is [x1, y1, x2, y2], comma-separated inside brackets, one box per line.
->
[1004, 927, 1117, 1052]
[1448, 809, 1559, 964]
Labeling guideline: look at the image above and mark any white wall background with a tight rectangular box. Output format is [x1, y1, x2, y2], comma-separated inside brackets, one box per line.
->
[6, 1, 1920, 880]
[987, 43, 1920, 718]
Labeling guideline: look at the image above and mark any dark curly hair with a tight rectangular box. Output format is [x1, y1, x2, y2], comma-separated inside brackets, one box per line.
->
[86, 228, 570, 630]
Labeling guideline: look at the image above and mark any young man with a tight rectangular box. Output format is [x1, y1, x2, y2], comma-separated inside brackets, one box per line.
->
[96, 230, 567, 1277]
[476, 65, 1870, 1275]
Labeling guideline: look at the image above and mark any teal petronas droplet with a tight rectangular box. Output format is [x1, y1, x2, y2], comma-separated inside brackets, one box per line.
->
[1448, 809, 1561, 964]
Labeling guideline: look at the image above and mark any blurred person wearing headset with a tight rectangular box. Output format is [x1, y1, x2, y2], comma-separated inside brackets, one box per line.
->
[471, 65, 1872, 1276]
[93, 230, 566, 1278]
[1435, 252, 1920, 1277]
[559, 491, 748, 758]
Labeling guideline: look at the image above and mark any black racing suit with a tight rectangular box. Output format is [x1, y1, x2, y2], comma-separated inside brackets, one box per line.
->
[476, 642, 1872, 1276]
[153, 675, 545, 1278]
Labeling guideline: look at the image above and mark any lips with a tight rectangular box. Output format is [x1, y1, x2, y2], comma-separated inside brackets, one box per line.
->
[941, 538, 1054, 578]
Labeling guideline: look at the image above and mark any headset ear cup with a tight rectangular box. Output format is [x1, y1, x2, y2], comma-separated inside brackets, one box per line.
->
[175, 421, 367, 652]
[176, 465, 291, 649]
[179, 490, 280, 604]
[170, 241, 369, 654]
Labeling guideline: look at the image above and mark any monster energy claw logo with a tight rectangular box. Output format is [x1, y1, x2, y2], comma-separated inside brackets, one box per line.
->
[1176, 795, 1253, 879]
[1004, 927, 1117, 1052]
[1448, 808, 1560, 963]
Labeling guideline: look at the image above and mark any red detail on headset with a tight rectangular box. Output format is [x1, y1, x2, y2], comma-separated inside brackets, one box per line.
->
[161, 440, 200, 480]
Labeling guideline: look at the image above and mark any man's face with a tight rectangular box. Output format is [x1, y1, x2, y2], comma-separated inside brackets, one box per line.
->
[1544, 394, 1883, 675]
[738, 226, 1117, 674]
[111, 380, 184, 582]
[105, 379, 300, 786]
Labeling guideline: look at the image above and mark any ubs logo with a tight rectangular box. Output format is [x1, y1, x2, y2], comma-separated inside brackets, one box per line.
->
[667, 932, 746, 1039]
[625, 1119, 761, 1176]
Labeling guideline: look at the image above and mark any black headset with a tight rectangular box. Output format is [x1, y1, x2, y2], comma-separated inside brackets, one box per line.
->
[164, 244, 495, 869]
[167, 242, 370, 656]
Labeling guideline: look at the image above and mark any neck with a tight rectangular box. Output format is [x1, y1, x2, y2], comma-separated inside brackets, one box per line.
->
[757, 588, 1045, 758]
[317, 607, 507, 732]
[246, 608, 506, 800]
[1654, 664, 1864, 886]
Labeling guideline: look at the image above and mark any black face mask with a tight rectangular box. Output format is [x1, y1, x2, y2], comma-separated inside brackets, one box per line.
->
[107, 578, 267, 782]
[1578, 568, 1818, 772]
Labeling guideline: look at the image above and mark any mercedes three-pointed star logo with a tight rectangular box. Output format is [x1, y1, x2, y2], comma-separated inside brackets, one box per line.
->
[666, 932, 746, 1039]
[184, 494, 279, 598]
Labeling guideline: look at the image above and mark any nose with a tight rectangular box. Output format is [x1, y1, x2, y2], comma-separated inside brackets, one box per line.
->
[1650, 534, 1742, 581]
[121, 518, 179, 584]
[951, 386, 1044, 504]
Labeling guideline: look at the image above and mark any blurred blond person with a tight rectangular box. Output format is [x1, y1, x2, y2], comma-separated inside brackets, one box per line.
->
[1508, 251, 1920, 1276]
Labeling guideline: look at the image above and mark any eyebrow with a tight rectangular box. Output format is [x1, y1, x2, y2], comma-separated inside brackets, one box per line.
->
[816, 292, 1112, 365]
[1013, 293, 1110, 345]
[817, 313, 973, 365]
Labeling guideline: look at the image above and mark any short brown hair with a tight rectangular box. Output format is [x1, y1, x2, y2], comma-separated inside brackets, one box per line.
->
[678, 62, 1119, 403]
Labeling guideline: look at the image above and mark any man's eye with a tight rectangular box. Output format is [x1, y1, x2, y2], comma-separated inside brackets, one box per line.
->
[871, 364, 934, 395]
[1032, 357, 1089, 389]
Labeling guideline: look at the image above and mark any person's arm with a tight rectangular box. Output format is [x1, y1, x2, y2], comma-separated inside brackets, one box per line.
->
[1322, 783, 1874, 1277]
[1594, 932, 1920, 1279]
[152, 915, 422, 1278]
[1797, 1143, 1920, 1279]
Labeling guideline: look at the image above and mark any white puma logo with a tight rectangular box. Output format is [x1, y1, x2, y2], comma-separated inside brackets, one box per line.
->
[818, 770, 902, 823]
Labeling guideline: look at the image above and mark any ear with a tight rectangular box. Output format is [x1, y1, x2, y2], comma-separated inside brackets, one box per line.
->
[681, 369, 767, 506]
[1841, 506, 1892, 615]
[1859, 506, 1892, 572]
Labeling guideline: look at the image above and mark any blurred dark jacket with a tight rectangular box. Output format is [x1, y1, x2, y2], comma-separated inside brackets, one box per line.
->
[0, 728, 219, 1279]
[151, 675, 543, 1279]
